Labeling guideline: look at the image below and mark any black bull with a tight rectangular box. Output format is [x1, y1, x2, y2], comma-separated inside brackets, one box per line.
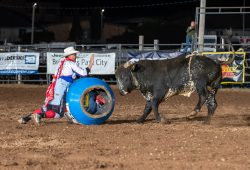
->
[115, 54, 233, 124]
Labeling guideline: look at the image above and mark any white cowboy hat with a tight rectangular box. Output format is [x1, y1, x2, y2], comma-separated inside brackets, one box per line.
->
[63, 46, 79, 57]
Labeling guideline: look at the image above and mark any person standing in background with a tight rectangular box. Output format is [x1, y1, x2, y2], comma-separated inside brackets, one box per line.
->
[182, 21, 196, 53]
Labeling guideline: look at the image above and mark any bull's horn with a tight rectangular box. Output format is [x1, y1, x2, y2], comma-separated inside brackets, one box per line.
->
[123, 61, 133, 68]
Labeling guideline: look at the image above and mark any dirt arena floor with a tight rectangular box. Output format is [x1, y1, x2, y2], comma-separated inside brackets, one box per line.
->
[1, 84, 250, 170]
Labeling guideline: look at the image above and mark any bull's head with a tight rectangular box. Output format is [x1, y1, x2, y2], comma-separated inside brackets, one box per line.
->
[115, 62, 134, 95]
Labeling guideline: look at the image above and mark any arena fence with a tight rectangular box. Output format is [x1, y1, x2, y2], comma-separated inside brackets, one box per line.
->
[0, 43, 250, 87]
[0, 43, 182, 84]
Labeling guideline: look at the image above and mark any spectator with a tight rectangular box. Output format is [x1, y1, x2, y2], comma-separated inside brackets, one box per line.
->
[182, 21, 196, 53]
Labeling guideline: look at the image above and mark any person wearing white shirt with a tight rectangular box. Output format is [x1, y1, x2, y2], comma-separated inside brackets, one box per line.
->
[32, 47, 94, 124]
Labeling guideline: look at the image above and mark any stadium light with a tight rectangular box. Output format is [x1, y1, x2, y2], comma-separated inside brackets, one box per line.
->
[100, 9, 105, 40]
[31, 3, 37, 44]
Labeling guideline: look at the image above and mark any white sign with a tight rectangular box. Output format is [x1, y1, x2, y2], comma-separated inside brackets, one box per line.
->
[0, 52, 39, 74]
[46, 52, 116, 75]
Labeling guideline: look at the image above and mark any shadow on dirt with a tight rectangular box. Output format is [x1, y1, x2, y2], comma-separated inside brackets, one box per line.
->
[106, 118, 157, 125]
[105, 114, 250, 127]
[168, 114, 250, 127]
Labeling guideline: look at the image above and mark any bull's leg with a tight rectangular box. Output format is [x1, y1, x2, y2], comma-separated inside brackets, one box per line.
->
[152, 97, 170, 124]
[187, 82, 208, 119]
[204, 89, 217, 124]
[152, 98, 161, 122]
[137, 101, 152, 123]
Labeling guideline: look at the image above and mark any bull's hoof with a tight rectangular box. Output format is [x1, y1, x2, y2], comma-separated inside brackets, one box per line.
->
[155, 118, 161, 123]
[186, 111, 198, 120]
[203, 118, 211, 125]
[202, 121, 210, 125]
[161, 119, 171, 124]
[136, 119, 145, 124]
[159, 116, 171, 124]
[186, 116, 195, 121]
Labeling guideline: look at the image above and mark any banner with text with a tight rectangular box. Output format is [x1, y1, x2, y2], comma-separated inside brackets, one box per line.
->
[47, 52, 116, 75]
[202, 52, 245, 84]
[0, 52, 39, 75]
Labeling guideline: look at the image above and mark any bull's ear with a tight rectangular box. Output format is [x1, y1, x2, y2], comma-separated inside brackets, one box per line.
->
[131, 64, 145, 72]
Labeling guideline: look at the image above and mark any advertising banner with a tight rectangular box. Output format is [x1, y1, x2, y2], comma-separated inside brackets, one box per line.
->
[202, 52, 245, 84]
[0, 52, 39, 75]
[47, 52, 116, 75]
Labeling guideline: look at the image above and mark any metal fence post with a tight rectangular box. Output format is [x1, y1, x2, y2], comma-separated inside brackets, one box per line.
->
[139, 35, 144, 51]
[198, 0, 206, 53]
[154, 39, 159, 50]
[17, 45, 22, 84]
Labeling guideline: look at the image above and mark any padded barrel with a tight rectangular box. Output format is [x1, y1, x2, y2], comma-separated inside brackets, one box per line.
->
[66, 77, 115, 125]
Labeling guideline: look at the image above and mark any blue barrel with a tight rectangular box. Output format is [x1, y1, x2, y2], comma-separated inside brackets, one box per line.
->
[66, 77, 115, 125]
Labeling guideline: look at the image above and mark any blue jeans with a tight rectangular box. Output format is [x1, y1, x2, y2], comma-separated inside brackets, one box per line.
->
[182, 35, 193, 53]
[49, 78, 71, 106]
[86, 91, 98, 114]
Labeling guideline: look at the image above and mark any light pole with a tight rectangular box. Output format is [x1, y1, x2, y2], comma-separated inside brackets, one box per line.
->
[100, 9, 105, 40]
[198, 0, 206, 52]
[31, 3, 37, 44]
[243, 0, 245, 36]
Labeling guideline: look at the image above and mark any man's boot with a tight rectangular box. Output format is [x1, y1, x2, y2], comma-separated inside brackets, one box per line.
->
[32, 108, 45, 125]
[33, 113, 42, 124]
[64, 112, 74, 124]
[18, 113, 32, 124]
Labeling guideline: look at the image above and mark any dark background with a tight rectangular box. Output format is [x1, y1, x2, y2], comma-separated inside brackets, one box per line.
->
[1, 0, 249, 44]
